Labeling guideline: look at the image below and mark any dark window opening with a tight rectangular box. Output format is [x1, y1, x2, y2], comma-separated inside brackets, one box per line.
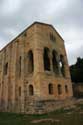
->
[59, 55, 65, 76]
[44, 47, 50, 71]
[50, 33, 56, 42]
[19, 87, 21, 96]
[52, 50, 59, 74]
[48, 83, 53, 94]
[4, 63, 8, 75]
[29, 85, 34, 96]
[28, 50, 34, 73]
[65, 85, 68, 93]
[58, 84, 62, 95]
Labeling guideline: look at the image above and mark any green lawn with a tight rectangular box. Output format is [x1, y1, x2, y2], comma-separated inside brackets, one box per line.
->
[0, 103, 83, 125]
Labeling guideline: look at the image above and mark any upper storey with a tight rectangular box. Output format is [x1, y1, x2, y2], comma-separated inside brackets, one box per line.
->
[0, 22, 70, 78]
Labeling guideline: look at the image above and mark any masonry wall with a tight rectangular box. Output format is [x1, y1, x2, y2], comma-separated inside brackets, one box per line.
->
[0, 22, 73, 114]
[33, 23, 73, 100]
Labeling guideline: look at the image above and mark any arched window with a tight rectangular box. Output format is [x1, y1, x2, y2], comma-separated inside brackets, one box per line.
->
[65, 85, 68, 93]
[52, 50, 59, 74]
[58, 84, 62, 95]
[59, 55, 65, 76]
[29, 85, 34, 96]
[48, 83, 53, 94]
[43, 47, 50, 71]
[28, 50, 34, 73]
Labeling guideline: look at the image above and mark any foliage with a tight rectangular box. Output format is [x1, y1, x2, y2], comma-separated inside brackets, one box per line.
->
[70, 57, 83, 83]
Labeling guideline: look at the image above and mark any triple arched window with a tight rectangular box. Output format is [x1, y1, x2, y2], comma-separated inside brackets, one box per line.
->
[43, 47, 65, 76]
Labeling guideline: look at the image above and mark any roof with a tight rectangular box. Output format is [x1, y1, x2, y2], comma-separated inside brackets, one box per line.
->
[0, 22, 64, 52]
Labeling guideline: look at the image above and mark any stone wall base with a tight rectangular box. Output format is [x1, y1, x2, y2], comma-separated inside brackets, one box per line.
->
[25, 97, 77, 114]
[0, 97, 77, 114]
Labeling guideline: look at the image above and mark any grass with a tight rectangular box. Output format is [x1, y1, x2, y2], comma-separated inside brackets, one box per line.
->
[0, 104, 83, 125]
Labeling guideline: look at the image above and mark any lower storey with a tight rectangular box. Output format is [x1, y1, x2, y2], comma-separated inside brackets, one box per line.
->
[0, 97, 75, 114]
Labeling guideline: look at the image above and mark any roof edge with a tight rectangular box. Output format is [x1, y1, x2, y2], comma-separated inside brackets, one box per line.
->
[0, 21, 64, 52]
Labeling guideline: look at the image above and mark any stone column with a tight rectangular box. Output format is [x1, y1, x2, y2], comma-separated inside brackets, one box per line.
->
[34, 48, 44, 74]
[49, 52, 53, 72]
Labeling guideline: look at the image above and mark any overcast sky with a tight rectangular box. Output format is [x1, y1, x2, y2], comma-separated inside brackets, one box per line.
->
[0, 0, 83, 65]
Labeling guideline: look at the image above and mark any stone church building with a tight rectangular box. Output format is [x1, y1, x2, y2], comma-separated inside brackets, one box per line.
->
[0, 22, 73, 114]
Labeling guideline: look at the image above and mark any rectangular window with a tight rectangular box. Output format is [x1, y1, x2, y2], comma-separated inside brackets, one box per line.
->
[4, 63, 8, 75]
[19, 87, 21, 96]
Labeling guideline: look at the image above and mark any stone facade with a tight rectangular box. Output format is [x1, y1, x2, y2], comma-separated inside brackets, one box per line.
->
[0, 22, 73, 114]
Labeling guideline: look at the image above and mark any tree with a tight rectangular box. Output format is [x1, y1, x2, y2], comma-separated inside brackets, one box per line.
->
[70, 57, 83, 83]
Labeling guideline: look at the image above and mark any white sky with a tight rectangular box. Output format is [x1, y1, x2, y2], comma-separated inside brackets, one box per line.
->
[0, 0, 83, 65]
